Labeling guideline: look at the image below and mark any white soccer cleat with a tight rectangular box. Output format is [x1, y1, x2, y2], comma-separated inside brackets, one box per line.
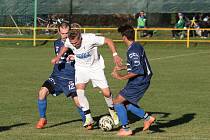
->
[109, 108, 119, 125]
[83, 117, 94, 127]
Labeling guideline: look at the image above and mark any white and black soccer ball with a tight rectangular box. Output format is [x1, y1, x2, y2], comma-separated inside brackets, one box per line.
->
[99, 115, 114, 131]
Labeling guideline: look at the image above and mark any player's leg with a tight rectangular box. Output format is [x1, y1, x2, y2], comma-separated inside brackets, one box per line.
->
[124, 83, 155, 131]
[61, 78, 86, 126]
[75, 67, 94, 128]
[100, 87, 119, 125]
[36, 80, 52, 129]
[91, 69, 119, 125]
[126, 103, 155, 131]
[72, 96, 86, 124]
[76, 83, 94, 128]
[113, 94, 132, 136]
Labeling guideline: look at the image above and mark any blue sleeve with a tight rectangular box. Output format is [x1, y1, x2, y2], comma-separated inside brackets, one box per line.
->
[54, 39, 64, 55]
[127, 52, 144, 75]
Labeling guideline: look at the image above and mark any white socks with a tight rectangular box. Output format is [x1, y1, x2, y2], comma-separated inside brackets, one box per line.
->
[104, 94, 114, 108]
[77, 89, 90, 112]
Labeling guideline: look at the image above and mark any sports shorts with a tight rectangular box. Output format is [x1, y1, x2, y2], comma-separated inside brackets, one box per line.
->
[119, 82, 150, 106]
[42, 76, 77, 98]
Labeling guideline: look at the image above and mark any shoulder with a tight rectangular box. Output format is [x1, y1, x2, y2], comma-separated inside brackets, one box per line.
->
[82, 33, 105, 44]
[64, 38, 72, 46]
[81, 33, 96, 38]
[54, 39, 64, 46]
[130, 42, 144, 51]
[128, 43, 144, 57]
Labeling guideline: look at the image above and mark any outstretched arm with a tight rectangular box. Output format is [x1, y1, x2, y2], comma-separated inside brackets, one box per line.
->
[104, 38, 123, 66]
[51, 46, 68, 64]
[111, 67, 137, 80]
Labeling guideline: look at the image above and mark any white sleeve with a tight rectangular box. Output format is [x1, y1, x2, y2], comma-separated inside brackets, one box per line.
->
[92, 35, 105, 46]
[64, 38, 73, 48]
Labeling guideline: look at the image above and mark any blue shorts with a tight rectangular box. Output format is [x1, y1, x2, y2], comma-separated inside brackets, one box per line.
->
[119, 82, 150, 106]
[42, 76, 76, 98]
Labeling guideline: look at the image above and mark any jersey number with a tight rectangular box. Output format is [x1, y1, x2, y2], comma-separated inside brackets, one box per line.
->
[68, 81, 75, 90]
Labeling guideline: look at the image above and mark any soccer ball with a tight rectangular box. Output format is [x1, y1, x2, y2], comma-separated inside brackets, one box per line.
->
[99, 115, 114, 131]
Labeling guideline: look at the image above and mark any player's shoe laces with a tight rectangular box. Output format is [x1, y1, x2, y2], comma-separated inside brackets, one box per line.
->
[143, 116, 155, 131]
[36, 118, 47, 129]
[83, 117, 94, 130]
[117, 128, 133, 136]
[109, 109, 119, 125]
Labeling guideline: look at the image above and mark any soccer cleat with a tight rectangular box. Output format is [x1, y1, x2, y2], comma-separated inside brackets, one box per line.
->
[143, 116, 155, 131]
[108, 109, 119, 125]
[117, 128, 133, 136]
[36, 118, 47, 129]
[83, 117, 94, 130]
[84, 124, 94, 130]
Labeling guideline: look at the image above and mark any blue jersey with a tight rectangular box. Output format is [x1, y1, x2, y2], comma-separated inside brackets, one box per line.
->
[51, 39, 75, 79]
[126, 42, 152, 86]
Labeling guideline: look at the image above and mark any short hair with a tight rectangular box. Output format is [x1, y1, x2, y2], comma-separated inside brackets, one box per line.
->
[69, 23, 81, 40]
[58, 22, 69, 31]
[118, 25, 135, 41]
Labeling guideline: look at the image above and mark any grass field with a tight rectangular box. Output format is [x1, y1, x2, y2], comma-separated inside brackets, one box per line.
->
[0, 42, 210, 140]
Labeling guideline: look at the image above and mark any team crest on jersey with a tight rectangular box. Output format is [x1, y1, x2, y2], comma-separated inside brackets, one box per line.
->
[129, 53, 139, 59]
[76, 52, 91, 59]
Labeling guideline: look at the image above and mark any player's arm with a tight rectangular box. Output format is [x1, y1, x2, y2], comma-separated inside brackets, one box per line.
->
[112, 70, 137, 80]
[104, 38, 123, 66]
[113, 65, 127, 71]
[51, 46, 68, 64]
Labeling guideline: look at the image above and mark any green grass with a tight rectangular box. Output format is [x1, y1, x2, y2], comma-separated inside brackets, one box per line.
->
[0, 42, 210, 140]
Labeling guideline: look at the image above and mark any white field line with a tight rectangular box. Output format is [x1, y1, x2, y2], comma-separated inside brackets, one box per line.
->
[150, 51, 210, 61]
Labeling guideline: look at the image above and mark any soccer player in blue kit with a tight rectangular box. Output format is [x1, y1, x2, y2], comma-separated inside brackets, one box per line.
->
[111, 25, 155, 136]
[36, 22, 85, 129]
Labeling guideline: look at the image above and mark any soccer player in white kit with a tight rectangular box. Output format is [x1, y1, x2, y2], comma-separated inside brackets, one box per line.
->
[51, 23, 122, 129]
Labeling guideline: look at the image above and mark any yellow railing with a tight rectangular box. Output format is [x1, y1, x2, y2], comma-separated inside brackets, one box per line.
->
[0, 27, 209, 48]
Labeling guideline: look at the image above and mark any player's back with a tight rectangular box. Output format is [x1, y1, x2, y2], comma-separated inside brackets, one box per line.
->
[127, 42, 152, 85]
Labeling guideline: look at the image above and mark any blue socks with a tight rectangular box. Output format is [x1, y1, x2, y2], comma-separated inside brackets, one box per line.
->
[114, 104, 128, 126]
[127, 104, 150, 121]
[126, 104, 145, 118]
[38, 99, 47, 118]
[77, 107, 86, 124]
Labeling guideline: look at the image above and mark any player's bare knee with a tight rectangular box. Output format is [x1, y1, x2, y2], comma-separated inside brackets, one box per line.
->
[101, 88, 111, 97]
[113, 95, 125, 104]
[113, 98, 118, 104]
[38, 87, 49, 100]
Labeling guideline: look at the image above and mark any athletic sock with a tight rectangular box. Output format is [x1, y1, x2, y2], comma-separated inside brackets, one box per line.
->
[37, 99, 47, 118]
[76, 90, 92, 121]
[114, 104, 128, 126]
[104, 94, 114, 108]
[77, 107, 86, 124]
[77, 89, 90, 111]
[143, 112, 151, 121]
[126, 104, 145, 118]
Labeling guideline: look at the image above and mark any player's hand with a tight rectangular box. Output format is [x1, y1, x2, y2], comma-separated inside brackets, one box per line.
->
[66, 54, 75, 62]
[51, 56, 60, 64]
[111, 68, 121, 80]
[113, 65, 127, 71]
[113, 55, 123, 67]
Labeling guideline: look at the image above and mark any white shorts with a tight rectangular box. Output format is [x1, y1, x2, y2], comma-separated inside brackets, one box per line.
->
[75, 67, 109, 89]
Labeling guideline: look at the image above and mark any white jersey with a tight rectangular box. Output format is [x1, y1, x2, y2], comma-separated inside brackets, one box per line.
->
[65, 33, 105, 70]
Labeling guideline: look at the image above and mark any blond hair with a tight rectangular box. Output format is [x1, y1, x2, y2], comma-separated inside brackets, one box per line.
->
[69, 23, 81, 40]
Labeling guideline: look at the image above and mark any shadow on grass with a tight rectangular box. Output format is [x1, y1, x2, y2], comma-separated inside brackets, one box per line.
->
[132, 112, 196, 134]
[0, 123, 29, 132]
[46, 119, 82, 128]
[46, 114, 109, 129]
